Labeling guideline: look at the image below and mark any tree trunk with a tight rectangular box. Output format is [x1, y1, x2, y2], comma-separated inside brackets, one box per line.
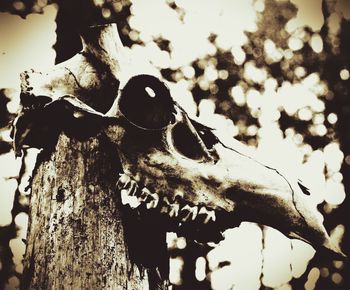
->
[20, 24, 169, 290]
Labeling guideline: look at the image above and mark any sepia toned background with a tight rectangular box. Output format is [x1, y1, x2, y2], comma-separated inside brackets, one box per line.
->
[0, 0, 349, 289]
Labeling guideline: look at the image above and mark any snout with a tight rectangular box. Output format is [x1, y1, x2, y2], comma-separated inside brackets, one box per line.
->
[109, 81, 346, 259]
[211, 142, 346, 259]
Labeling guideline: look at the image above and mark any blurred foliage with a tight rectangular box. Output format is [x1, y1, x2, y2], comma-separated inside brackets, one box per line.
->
[0, 89, 29, 289]
[0, 0, 350, 289]
[0, 90, 13, 154]
[0, 0, 50, 18]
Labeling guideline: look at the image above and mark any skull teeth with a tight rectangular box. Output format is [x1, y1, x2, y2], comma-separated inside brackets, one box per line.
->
[120, 188, 141, 208]
[118, 174, 140, 208]
[116, 173, 132, 190]
[116, 173, 217, 225]
[139, 187, 151, 202]
[168, 203, 180, 217]
[159, 197, 180, 217]
[160, 197, 171, 214]
[146, 191, 160, 209]
[134, 188, 156, 209]
[198, 207, 216, 223]
[179, 204, 198, 222]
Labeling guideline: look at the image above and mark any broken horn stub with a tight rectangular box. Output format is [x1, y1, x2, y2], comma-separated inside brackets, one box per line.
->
[12, 94, 112, 156]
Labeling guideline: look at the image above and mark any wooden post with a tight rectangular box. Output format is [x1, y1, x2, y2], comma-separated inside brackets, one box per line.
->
[20, 24, 169, 290]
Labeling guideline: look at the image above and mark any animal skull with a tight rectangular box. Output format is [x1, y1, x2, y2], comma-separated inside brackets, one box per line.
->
[13, 74, 345, 259]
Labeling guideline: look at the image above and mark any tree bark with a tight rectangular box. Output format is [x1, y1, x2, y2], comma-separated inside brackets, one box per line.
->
[20, 24, 169, 290]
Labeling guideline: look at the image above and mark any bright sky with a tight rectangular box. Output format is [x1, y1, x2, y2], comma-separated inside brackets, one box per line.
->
[0, 5, 57, 89]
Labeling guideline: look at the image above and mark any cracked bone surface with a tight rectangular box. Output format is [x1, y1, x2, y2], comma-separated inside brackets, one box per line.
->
[14, 64, 345, 258]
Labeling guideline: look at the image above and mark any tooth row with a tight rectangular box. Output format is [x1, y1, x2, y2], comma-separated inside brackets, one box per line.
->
[140, 188, 159, 209]
[118, 174, 140, 208]
[117, 173, 217, 224]
[159, 198, 216, 224]
[117, 174, 160, 209]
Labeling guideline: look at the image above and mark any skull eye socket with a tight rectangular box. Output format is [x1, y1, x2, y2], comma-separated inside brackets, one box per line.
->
[119, 75, 175, 129]
[172, 122, 209, 160]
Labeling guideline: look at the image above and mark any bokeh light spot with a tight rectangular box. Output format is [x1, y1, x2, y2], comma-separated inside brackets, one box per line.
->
[330, 224, 345, 247]
[205, 66, 218, 82]
[176, 237, 186, 249]
[0, 178, 17, 227]
[231, 85, 246, 106]
[284, 49, 294, 59]
[320, 267, 329, 278]
[304, 267, 320, 290]
[313, 113, 324, 124]
[324, 180, 346, 205]
[333, 260, 344, 270]
[309, 33, 323, 53]
[254, 0, 265, 12]
[244, 61, 267, 84]
[294, 66, 306, 78]
[195, 257, 206, 281]
[298, 107, 312, 121]
[182, 66, 195, 79]
[129, 30, 139, 41]
[339, 68, 349, 80]
[218, 69, 229, 80]
[288, 37, 303, 51]
[169, 257, 184, 286]
[93, 0, 104, 6]
[331, 272, 343, 285]
[276, 284, 292, 290]
[247, 89, 262, 110]
[13, 1, 25, 11]
[231, 46, 246, 65]
[345, 155, 350, 166]
[6, 276, 20, 289]
[327, 112, 338, 124]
